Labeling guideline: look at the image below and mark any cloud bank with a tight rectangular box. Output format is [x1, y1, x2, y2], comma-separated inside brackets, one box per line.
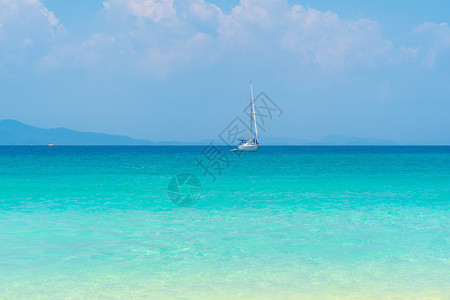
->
[1, 0, 449, 77]
[0, 0, 60, 72]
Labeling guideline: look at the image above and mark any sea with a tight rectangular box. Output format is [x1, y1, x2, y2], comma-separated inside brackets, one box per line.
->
[0, 146, 449, 299]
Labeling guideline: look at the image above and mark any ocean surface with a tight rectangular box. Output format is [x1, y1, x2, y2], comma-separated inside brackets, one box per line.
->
[0, 146, 449, 299]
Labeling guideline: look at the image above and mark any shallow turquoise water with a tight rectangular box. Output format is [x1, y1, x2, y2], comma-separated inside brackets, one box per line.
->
[0, 146, 449, 299]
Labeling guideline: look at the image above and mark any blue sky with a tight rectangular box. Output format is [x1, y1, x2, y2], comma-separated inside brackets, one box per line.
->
[1, 0, 450, 144]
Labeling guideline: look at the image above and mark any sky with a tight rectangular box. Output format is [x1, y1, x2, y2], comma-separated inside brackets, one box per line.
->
[1, 0, 450, 144]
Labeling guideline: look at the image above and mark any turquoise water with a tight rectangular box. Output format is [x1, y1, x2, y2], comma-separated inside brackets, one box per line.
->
[0, 146, 449, 299]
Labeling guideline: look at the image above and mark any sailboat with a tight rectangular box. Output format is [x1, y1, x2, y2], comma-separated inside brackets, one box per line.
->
[237, 82, 259, 152]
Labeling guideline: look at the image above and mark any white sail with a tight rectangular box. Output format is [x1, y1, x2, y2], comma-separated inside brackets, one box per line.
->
[250, 82, 258, 143]
[237, 81, 259, 152]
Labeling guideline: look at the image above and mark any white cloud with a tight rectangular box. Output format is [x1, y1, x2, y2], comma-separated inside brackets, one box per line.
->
[37, 33, 116, 72]
[102, 1, 111, 9]
[0, 0, 59, 31]
[400, 46, 419, 58]
[103, 0, 175, 22]
[0, 0, 60, 71]
[279, 5, 391, 68]
[78, 34, 116, 63]
[27, 0, 395, 76]
[199, 1, 390, 68]
[188, 0, 221, 21]
[413, 22, 450, 67]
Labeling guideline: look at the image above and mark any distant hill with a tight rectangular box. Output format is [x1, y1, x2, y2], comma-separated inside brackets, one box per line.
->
[317, 134, 396, 145]
[0, 119, 155, 145]
[256, 135, 396, 145]
[256, 136, 314, 145]
[0, 119, 398, 146]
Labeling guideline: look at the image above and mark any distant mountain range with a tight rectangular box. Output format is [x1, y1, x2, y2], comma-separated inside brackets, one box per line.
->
[0, 119, 398, 145]
[0, 119, 155, 145]
[262, 134, 396, 145]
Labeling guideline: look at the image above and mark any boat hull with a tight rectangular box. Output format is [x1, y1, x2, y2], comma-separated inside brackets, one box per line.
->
[238, 144, 258, 152]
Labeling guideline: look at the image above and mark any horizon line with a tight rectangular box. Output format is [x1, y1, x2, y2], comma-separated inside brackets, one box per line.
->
[1, 144, 450, 147]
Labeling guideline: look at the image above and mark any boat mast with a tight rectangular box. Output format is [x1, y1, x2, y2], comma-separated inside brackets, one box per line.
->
[249, 81, 253, 141]
[250, 81, 258, 143]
